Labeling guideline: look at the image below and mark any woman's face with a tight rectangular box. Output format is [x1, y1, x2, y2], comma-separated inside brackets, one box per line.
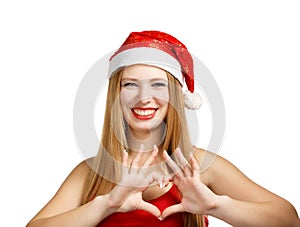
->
[120, 64, 169, 132]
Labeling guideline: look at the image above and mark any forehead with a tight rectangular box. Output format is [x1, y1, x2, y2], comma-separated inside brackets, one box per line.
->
[121, 64, 168, 80]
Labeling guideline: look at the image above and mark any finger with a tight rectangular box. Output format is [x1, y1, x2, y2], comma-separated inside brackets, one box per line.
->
[167, 175, 174, 182]
[137, 201, 161, 218]
[122, 150, 129, 173]
[160, 204, 184, 220]
[146, 171, 163, 187]
[143, 144, 159, 168]
[163, 150, 184, 177]
[160, 159, 170, 176]
[189, 152, 200, 177]
[147, 171, 170, 189]
[157, 175, 170, 189]
[174, 147, 192, 176]
[158, 178, 166, 189]
[162, 177, 170, 188]
[131, 144, 145, 168]
[174, 147, 189, 167]
[122, 150, 128, 165]
[173, 176, 180, 186]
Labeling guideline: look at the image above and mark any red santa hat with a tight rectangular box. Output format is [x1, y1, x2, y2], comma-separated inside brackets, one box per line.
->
[108, 30, 202, 109]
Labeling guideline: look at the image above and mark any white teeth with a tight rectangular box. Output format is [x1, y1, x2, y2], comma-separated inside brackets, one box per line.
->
[133, 109, 155, 116]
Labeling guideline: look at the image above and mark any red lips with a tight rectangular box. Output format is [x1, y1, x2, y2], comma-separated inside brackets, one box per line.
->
[131, 108, 157, 120]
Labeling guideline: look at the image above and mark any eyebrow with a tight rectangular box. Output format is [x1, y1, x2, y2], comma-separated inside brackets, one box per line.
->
[121, 77, 138, 81]
[121, 77, 168, 81]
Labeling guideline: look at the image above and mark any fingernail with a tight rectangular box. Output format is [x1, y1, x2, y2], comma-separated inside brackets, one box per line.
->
[158, 216, 163, 221]
[163, 150, 168, 156]
[159, 182, 164, 188]
[153, 144, 158, 150]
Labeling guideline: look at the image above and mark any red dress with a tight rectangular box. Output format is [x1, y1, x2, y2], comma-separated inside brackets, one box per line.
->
[97, 184, 209, 227]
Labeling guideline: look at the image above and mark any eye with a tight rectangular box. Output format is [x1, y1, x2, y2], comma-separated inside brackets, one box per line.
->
[152, 82, 168, 87]
[122, 82, 138, 87]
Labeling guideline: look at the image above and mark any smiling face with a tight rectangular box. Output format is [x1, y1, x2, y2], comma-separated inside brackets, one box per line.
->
[120, 64, 169, 134]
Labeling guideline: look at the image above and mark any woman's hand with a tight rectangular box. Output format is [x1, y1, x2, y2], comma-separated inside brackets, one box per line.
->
[105, 145, 162, 218]
[161, 148, 219, 219]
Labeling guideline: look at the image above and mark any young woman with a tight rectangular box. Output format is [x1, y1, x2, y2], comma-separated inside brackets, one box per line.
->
[27, 30, 299, 227]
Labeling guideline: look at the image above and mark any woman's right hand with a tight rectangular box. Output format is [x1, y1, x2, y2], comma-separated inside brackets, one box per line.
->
[104, 145, 162, 218]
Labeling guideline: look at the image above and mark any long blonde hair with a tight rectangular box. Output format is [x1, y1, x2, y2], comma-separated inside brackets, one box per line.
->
[81, 69, 204, 226]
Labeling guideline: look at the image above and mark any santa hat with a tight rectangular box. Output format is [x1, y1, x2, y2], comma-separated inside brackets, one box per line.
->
[108, 30, 202, 110]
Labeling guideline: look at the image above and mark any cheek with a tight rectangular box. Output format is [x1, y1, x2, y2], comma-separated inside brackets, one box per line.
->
[120, 91, 132, 122]
[155, 93, 169, 116]
[153, 89, 169, 103]
[120, 89, 138, 113]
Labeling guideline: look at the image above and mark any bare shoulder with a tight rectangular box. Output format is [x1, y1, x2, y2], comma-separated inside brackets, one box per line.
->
[66, 158, 93, 179]
[193, 147, 240, 179]
[193, 147, 283, 203]
[55, 158, 92, 190]
[193, 147, 251, 188]
[192, 147, 219, 185]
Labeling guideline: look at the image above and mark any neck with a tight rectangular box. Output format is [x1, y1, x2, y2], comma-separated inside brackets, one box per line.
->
[127, 124, 166, 152]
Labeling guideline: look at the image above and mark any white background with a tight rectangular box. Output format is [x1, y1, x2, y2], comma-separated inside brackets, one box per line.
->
[1, 1, 299, 226]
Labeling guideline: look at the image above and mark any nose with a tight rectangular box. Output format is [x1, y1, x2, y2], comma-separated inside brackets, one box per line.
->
[138, 84, 152, 103]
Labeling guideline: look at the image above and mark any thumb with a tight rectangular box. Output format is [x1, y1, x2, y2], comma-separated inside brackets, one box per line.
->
[137, 200, 161, 218]
[161, 203, 184, 220]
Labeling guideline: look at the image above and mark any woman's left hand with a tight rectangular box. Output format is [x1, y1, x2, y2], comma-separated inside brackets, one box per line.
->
[161, 148, 219, 219]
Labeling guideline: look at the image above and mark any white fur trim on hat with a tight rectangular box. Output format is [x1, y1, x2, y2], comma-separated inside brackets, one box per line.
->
[108, 47, 184, 85]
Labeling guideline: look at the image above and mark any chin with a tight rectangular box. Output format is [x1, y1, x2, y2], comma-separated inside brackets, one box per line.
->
[128, 118, 165, 132]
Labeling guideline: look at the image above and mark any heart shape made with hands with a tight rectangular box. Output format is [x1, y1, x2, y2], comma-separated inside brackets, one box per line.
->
[118, 146, 211, 221]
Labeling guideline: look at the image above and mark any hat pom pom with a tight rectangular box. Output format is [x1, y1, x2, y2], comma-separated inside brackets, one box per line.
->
[183, 91, 202, 110]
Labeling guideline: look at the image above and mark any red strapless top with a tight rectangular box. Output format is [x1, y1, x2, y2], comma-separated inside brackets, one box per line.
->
[97, 184, 209, 227]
